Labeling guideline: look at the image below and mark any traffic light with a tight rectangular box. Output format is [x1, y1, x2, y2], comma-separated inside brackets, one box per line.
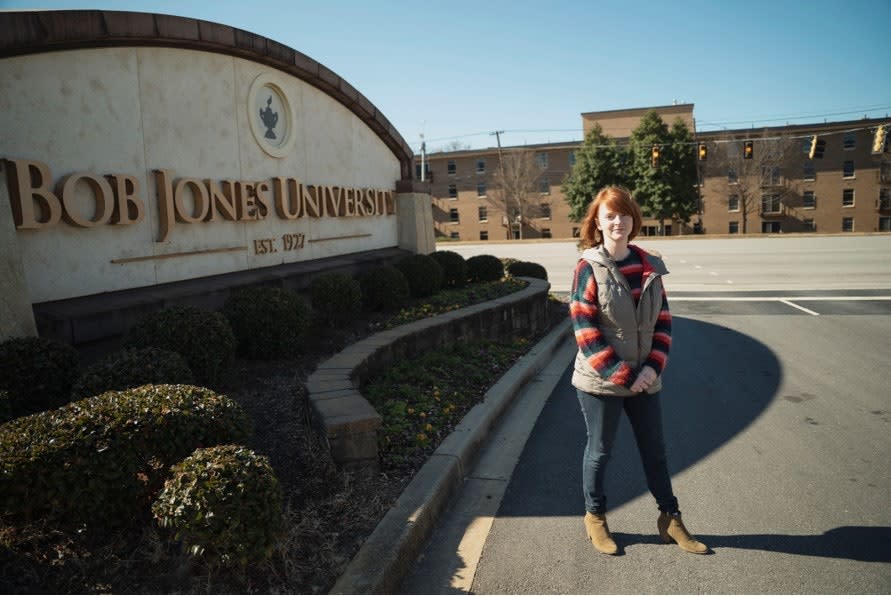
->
[808, 135, 826, 159]
[743, 140, 754, 159]
[873, 125, 888, 155]
[698, 143, 707, 161]
[651, 144, 660, 168]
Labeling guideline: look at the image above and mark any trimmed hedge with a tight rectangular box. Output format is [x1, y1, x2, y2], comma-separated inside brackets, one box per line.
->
[358, 265, 410, 312]
[310, 272, 362, 326]
[0, 384, 252, 528]
[223, 286, 312, 359]
[0, 336, 79, 419]
[466, 254, 504, 282]
[507, 260, 548, 281]
[430, 250, 468, 288]
[71, 346, 194, 399]
[153, 445, 283, 567]
[396, 254, 444, 298]
[125, 306, 236, 387]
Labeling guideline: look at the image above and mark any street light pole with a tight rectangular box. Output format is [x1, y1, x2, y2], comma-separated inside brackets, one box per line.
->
[490, 130, 509, 239]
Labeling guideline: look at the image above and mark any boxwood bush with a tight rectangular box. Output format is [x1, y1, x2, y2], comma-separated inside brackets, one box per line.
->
[396, 254, 444, 298]
[0, 384, 252, 528]
[222, 286, 311, 359]
[466, 254, 504, 282]
[0, 336, 79, 419]
[310, 272, 363, 326]
[358, 265, 410, 312]
[125, 306, 236, 387]
[153, 444, 283, 567]
[507, 260, 548, 281]
[71, 346, 194, 399]
[430, 250, 468, 288]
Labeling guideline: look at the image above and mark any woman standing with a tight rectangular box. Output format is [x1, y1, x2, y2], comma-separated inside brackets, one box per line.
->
[570, 186, 707, 556]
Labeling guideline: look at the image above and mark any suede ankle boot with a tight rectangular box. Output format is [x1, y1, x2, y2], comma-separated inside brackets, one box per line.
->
[658, 511, 708, 554]
[584, 512, 618, 555]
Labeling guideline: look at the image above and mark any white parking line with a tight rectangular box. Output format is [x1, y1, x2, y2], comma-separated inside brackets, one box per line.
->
[780, 299, 820, 316]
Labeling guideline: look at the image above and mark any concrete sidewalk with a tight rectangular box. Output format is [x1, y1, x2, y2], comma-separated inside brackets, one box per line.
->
[330, 319, 574, 594]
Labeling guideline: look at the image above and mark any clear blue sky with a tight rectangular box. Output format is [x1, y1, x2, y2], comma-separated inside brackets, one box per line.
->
[3, 0, 890, 153]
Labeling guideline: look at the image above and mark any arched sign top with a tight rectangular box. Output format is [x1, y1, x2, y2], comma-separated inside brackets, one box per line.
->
[0, 9, 414, 181]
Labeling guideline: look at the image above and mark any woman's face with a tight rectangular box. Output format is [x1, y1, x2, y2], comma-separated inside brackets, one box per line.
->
[596, 204, 633, 243]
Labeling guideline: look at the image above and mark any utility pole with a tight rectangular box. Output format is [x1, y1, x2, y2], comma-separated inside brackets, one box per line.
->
[490, 130, 510, 239]
[419, 133, 426, 181]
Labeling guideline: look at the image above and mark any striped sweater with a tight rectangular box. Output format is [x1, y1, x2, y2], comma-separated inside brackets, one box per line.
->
[570, 246, 672, 389]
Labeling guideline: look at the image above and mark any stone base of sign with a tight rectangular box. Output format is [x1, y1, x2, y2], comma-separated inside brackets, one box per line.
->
[305, 277, 551, 471]
[33, 246, 412, 348]
[0, 167, 37, 342]
[396, 191, 436, 255]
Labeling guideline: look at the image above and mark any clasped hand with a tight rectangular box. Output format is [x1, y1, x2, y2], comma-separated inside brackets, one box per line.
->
[630, 365, 657, 393]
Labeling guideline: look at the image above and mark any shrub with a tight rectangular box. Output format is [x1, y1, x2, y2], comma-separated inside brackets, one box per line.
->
[466, 254, 504, 283]
[0, 384, 252, 528]
[507, 260, 548, 281]
[125, 306, 236, 387]
[430, 250, 468, 288]
[71, 346, 194, 399]
[396, 254, 444, 298]
[223, 286, 311, 359]
[310, 272, 363, 326]
[153, 445, 283, 567]
[0, 336, 79, 419]
[358, 265, 410, 312]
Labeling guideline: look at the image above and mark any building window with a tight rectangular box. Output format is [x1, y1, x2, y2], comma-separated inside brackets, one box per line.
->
[761, 194, 781, 214]
[842, 217, 854, 232]
[450, 231, 460, 239]
[572, 227, 580, 238]
[803, 161, 816, 181]
[728, 221, 739, 234]
[476, 158, 486, 174]
[801, 138, 812, 155]
[879, 216, 891, 231]
[478, 206, 488, 221]
[728, 168, 738, 184]
[843, 160, 855, 178]
[447, 160, 456, 176]
[477, 182, 486, 197]
[540, 203, 551, 219]
[842, 188, 855, 207]
[536, 152, 549, 169]
[728, 194, 739, 211]
[448, 183, 457, 198]
[843, 131, 856, 150]
[480, 230, 489, 240]
[538, 177, 550, 194]
[880, 189, 891, 210]
[804, 218, 816, 232]
[568, 151, 576, 168]
[761, 166, 781, 186]
[416, 163, 431, 180]
[803, 191, 816, 209]
[449, 207, 459, 223]
[762, 221, 781, 233]
[541, 228, 552, 239]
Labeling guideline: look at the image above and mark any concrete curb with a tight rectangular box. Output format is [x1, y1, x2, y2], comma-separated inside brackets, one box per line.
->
[329, 317, 572, 594]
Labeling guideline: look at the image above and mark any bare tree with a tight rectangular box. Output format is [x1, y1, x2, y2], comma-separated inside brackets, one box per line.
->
[434, 139, 472, 153]
[489, 148, 546, 239]
[706, 132, 799, 233]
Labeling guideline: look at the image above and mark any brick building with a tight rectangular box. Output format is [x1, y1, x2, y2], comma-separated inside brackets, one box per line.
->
[419, 105, 890, 241]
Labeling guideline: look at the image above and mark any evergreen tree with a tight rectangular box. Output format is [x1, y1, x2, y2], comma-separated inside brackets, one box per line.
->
[562, 124, 629, 222]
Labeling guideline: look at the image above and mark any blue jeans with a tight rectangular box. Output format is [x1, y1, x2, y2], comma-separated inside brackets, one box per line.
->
[576, 389, 679, 515]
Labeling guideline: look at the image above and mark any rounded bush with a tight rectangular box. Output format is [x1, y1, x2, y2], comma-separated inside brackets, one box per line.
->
[71, 346, 194, 399]
[153, 444, 283, 567]
[396, 254, 444, 298]
[0, 336, 79, 419]
[0, 384, 252, 528]
[507, 260, 548, 281]
[223, 286, 311, 359]
[125, 306, 236, 387]
[430, 250, 468, 288]
[358, 265, 410, 312]
[310, 272, 363, 326]
[466, 254, 504, 283]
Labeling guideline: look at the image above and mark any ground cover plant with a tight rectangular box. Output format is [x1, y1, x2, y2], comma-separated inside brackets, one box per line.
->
[0, 265, 566, 594]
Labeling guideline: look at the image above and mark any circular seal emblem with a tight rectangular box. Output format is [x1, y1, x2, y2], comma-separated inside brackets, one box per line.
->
[248, 73, 297, 158]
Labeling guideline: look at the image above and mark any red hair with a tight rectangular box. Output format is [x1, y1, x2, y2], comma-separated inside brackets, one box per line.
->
[578, 186, 642, 248]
